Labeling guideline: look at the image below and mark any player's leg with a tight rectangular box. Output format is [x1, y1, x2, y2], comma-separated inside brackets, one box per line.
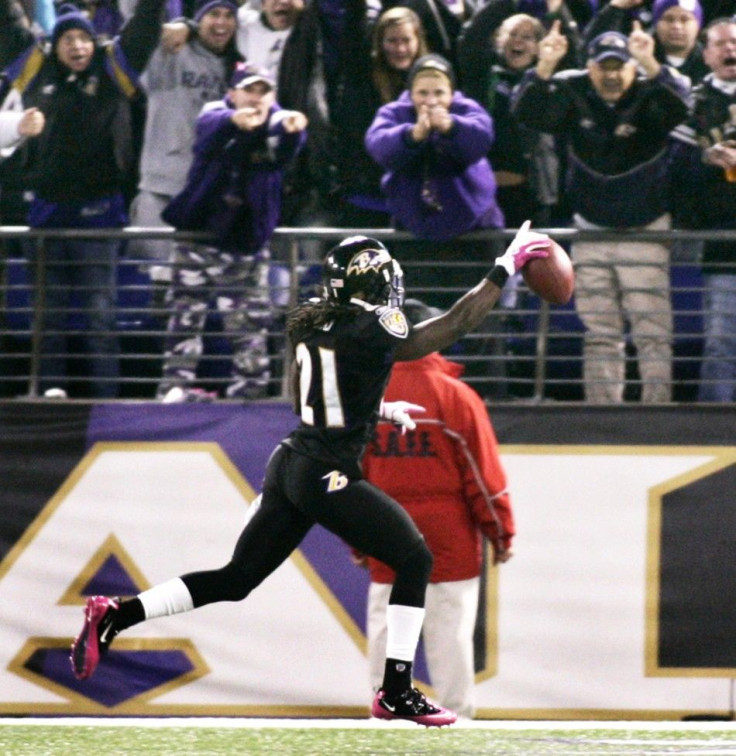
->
[291, 464, 455, 726]
[365, 581, 391, 694]
[295, 471, 431, 688]
[181, 486, 313, 606]
[71, 445, 312, 679]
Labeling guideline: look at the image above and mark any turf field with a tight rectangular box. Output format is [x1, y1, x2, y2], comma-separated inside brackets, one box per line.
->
[1, 719, 736, 755]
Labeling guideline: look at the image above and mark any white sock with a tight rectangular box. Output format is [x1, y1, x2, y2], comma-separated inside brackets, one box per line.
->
[385, 604, 425, 661]
[138, 577, 194, 620]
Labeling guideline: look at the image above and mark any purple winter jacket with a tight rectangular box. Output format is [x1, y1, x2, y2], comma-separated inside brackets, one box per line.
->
[163, 98, 306, 253]
[364, 90, 504, 241]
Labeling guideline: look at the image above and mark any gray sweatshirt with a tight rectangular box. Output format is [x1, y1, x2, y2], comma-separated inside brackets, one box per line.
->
[138, 39, 232, 196]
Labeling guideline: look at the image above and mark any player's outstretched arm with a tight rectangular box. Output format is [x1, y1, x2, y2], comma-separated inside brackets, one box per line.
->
[394, 222, 551, 362]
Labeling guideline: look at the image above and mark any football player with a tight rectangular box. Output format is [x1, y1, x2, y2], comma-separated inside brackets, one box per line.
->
[70, 224, 550, 726]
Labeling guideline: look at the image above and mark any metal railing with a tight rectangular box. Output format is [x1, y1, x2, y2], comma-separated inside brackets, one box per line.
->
[0, 225, 725, 403]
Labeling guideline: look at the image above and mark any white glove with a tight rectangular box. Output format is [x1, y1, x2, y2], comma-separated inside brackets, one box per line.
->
[379, 400, 425, 434]
[494, 219, 552, 275]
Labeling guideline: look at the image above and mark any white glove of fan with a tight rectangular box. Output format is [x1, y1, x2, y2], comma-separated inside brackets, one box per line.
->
[379, 400, 425, 434]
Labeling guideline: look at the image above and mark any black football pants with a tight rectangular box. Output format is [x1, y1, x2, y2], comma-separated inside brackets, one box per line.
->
[181, 443, 432, 609]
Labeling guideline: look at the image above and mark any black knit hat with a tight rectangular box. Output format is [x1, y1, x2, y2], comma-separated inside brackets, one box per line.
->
[194, 0, 238, 21]
[51, 4, 95, 47]
[407, 54, 456, 90]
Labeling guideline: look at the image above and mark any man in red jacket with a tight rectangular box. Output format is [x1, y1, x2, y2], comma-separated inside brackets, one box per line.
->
[358, 298, 515, 720]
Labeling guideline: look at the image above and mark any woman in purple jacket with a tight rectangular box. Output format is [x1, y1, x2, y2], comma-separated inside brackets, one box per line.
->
[366, 53, 504, 242]
[365, 54, 507, 397]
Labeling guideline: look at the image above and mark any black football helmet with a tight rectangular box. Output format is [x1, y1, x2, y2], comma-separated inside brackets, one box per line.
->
[322, 236, 405, 308]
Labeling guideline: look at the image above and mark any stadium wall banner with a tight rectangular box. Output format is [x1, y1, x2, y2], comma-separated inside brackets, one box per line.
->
[0, 402, 735, 720]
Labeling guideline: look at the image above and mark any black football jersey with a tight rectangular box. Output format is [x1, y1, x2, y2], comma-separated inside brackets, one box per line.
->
[286, 301, 410, 467]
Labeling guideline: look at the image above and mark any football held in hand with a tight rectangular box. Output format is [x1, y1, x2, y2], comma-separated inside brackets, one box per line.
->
[522, 240, 574, 305]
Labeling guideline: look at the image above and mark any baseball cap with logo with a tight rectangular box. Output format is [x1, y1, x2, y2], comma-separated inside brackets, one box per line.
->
[586, 32, 632, 64]
[229, 62, 275, 90]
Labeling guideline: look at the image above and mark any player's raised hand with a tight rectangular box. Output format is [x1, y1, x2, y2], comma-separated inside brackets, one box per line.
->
[495, 220, 552, 275]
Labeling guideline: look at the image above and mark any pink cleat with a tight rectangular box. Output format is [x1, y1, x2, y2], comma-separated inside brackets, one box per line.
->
[371, 687, 457, 727]
[70, 596, 120, 680]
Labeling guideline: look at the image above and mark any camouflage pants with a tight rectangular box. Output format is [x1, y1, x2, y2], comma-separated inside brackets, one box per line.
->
[157, 244, 274, 399]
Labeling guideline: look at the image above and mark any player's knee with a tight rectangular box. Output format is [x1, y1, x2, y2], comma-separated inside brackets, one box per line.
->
[415, 539, 433, 583]
[398, 537, 433, 585]
[219, 563, 255, 602]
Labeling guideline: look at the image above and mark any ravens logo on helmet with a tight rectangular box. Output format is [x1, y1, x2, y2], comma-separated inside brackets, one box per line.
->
[322, 236, 405, 308]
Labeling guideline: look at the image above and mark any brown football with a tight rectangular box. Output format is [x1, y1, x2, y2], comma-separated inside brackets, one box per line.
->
[521, 240, 574, 305]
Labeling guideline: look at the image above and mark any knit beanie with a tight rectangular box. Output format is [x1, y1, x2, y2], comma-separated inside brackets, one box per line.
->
[407, 54, 456, 90]
[651, 0, 703, 27]
[193, 0, 238, 22]
[51, 4, 96, 46]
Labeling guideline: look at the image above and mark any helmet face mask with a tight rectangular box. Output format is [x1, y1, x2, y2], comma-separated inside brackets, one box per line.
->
[323, 236, 405, 308]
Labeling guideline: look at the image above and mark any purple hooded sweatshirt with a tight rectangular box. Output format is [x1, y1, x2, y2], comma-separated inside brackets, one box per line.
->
[163, 97, 306, 252]
[365, 89, 504, 241]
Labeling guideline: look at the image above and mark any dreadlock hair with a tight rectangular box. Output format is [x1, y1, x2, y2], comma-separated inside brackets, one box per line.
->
[286, 298, 361, 350]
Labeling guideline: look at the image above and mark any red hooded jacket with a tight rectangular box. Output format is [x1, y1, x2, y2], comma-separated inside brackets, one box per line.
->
[362, 352, 514, 583]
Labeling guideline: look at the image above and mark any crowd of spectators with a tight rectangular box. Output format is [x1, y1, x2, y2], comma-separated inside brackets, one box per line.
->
[0, 0, 735, 402]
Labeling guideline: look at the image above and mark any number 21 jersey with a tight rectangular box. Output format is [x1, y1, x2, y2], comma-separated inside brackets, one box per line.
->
[287, 301, 410, 467]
